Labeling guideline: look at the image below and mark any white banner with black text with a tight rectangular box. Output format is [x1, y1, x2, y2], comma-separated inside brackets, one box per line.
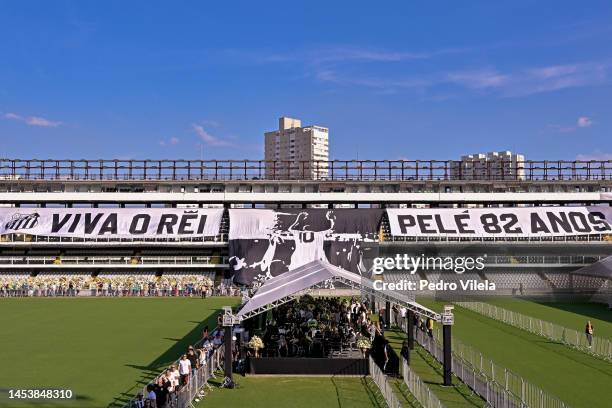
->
[386, 207, 612, 238]
[0, 208, 224, 238]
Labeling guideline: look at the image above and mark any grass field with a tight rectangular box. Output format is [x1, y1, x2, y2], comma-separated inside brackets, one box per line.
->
[2, 296, 610, 408]
[486, 298, 612, 339]
[417, 298, 612, 408]
[0, 297, 238, 408]
[386, 330, 486, 408]
[198, 376, 386, 408]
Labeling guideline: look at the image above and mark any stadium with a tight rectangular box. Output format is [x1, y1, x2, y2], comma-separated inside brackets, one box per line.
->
[1, 158, 611, 408]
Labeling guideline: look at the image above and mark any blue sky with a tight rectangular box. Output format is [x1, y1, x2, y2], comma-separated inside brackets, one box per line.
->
[1, 1, 611, 161]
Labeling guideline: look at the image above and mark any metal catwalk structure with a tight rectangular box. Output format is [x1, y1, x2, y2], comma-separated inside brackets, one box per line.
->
[1, 158, 611, 181]
[235, 259, 441, 322]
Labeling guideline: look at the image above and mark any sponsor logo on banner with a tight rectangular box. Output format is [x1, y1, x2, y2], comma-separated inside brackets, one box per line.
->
[4, 212, 40, 230]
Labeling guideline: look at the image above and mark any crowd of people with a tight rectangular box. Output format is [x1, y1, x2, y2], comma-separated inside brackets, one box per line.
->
[245, 295, 391, 360]
[134, 325, 225, 408]
[0, 274, 241, 298]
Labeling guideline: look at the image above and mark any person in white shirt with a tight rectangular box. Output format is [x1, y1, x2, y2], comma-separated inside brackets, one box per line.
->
[178, 355, 191, 385]
[169, 365, 180, 392]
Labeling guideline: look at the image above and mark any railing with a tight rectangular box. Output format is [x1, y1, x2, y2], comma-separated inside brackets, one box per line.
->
[0, 233, 228, 244]
[401, 358, 445, 408]
[123, 339, 223, 408]
[455, 302, 612, 361]
[385, 234, 610, 243]
[396, 317, 570, 408]
[0, 256, 229, 266]
[1, 159, 611, 181]
[368, 356, 401, 408]
[420, 328, 568, 408]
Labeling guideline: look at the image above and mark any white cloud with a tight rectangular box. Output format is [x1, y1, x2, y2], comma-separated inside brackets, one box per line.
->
[446, 69, 509, 89]
[3, 112, 61, 127]
[313, 57, 612, 97]
[239, 45, 469, 66]
[192, 124, 233, 147]
[159, 137, 180, 146]
[576, 152, 612, 161]
[25, 116, 61, 127]
[4, 113, 22, 120]
[547, 116, 595, 133]
[577, 116, 593, 128]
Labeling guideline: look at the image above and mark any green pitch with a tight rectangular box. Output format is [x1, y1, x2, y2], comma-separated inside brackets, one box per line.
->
[198, 376, 386, 408]
[417, 298, 612, 408]
[0, 297, 238, 408]
[485, 298, 612, 339]
[385, 330, 486, 408]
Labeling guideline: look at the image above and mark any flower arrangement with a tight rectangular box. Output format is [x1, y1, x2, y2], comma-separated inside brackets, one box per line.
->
[248, 335, 264, 357]
[356, 338, 372, 349]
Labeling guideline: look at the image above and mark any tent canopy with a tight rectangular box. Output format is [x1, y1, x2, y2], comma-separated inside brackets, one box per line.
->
[572, 255, 612, 279]
[236, 260, 440, 321]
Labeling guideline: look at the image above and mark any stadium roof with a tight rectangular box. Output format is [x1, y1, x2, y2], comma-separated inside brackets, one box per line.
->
[236, 259, 441, 322]
[572, 255, 612, 279]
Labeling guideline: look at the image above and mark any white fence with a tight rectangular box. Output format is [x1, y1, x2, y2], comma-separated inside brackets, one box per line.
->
[0, 255, 229, 266]
[395, 316, 570, 408]
[401, 358, 445, 408]
[368, 356, 402, 408]
[456, 301, 612, 361]
[124, 341, 223, 408]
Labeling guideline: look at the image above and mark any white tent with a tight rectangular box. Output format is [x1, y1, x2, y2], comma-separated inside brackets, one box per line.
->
[572, 255, 612, 279]
[236, 259, 440, 321]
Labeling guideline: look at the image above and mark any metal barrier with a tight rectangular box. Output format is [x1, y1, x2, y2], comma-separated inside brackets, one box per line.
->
[396, 318, 570, 408]
[386, 234, 608, 243]
[0, 255, 229, 266]
[421, 329, 569, 408]
[0, 233, 228, 244]
[401, 358, 445, 408]
[455, 302, 612, 361]
[123, 339, 223, 408]
[368, 356, 401, 408]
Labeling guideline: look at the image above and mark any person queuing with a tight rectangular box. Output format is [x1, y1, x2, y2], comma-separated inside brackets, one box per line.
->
[0, 274, 242, 297]
[585, 320, 594, 348]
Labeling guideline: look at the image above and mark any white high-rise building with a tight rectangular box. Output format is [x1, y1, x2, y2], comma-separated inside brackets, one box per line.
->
[451, 151, 526, 180]
[264, 117, 329, 180]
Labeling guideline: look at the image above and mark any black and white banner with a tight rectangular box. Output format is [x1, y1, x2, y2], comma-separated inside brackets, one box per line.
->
[0, 208, 224, 238]
[387, 207, 612, 238]
[228, 209, 382, 284]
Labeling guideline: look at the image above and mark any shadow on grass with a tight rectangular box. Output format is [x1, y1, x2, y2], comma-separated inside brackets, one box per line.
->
[534, 301, 612, 324]
[107, 312, 220, 408]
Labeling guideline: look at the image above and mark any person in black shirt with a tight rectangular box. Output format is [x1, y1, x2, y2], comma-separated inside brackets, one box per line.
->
[187, 346, 199, 373]
[155, 374, 170, 408]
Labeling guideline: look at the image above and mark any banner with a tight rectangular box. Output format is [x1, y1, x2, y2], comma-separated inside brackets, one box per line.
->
[228, 209, 383, 284]
[387, 207, 612, 238]
[0, 208, 224, 238]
